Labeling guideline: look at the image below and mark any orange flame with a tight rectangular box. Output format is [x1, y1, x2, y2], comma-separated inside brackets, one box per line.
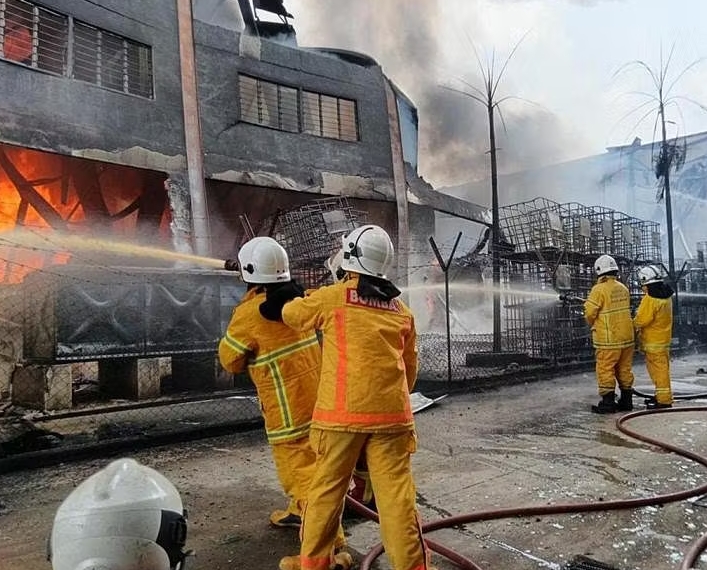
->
[0, 144, 171, 283]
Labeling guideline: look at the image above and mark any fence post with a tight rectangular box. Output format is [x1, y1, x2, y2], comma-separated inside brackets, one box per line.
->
[429, 232, 463, 384]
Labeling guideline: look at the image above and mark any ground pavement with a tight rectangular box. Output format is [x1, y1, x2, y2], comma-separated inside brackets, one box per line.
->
[1, 354, 706, 570]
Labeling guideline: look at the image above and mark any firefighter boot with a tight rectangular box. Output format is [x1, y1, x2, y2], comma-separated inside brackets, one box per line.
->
[278, 555, 300, 570]
[616, 389, 633, 411]
[646, 399, 672, 410]
[269, 509, 301, 528]
[591, 392, 617, 414]
[332, 551, 354, 570]
[279, 552, 353, 570]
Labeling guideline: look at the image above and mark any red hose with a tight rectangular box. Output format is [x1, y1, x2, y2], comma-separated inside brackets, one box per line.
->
[353, 406, 707, 570]
[344, 496, 482, 569]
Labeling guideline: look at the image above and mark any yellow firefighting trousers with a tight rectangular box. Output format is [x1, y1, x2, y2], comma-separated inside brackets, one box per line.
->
[300, 428, 430, 570]
[271, 436, 317, 516]
[271, 436, 346, 549]
[595, 346, 635, 395]
[644, 350, 673, 405]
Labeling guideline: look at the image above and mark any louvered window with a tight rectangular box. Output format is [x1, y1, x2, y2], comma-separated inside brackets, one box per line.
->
[238, 74, 359, 142]
[302, 91, 358, 142]
[0, 0, 153, 99]
[239, 75, 299, 133]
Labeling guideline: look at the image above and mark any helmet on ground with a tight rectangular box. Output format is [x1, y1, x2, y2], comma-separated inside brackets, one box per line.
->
[594, 254, 619, 276]
[49, 458, 188, 570]
[340, 224, 395, 279]
[637, 264, 664, 286]
[238, 236, 290, 284]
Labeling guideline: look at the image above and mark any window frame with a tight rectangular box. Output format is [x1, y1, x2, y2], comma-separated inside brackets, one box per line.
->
[238, 73, 360, 142]
[0, 0, 154, 100]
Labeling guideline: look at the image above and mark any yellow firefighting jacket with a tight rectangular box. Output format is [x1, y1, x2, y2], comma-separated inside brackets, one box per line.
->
[583, 276, 634, 349]
[634, 294, 672, 352]
[281, 274, 418, 433]
[218, 288, 321, 444]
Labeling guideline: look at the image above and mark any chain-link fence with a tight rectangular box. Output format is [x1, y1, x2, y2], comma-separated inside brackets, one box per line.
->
[1, 323, 590, 472]
[3, 194, 703, 471]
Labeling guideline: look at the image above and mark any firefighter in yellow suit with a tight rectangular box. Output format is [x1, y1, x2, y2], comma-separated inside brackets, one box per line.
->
[634, 265, 674, 409]
[583, 254, 635, 414]
[218, 236, 345, 552]
[271, 225, 434, 570]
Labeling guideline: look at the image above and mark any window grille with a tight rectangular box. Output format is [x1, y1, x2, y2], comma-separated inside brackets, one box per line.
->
[239, 74, 359, 142]
[0, 0, 153, 99]
[239, 75, 299, 133]
[303, 90, 359, 142]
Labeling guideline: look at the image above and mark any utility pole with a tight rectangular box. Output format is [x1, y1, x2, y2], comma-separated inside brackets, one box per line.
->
[440, 37, 530, 354]
[658, 100, 676, 287]
[488, 104, 501, 353]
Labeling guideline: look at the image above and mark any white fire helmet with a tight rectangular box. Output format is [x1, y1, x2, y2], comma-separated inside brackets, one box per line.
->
[49, 458, 189, 570]
[237, 236, 291, 284]
[340, 225, 395, 279]
[594, 254, 619, 276]
[637, 264, 664, 286]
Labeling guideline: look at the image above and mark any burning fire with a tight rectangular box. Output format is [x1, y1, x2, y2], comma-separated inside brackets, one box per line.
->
[0, 144, 171, 283]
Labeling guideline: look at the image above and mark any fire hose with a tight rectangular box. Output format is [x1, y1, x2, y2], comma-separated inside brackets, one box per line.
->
[224, 259, 707, 566]
[346, 406, 707, 570]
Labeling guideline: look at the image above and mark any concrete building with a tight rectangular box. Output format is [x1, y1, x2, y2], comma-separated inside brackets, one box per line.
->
[0, 0, 488, 408]
[0, 0, 491, 278]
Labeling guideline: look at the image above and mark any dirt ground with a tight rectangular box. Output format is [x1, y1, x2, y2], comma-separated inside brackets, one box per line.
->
[2, 354, 707, 570]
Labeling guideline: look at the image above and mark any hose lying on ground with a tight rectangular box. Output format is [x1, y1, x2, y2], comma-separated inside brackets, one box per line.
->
[632, 387, 707, 401]
[346, 406, 707, 570]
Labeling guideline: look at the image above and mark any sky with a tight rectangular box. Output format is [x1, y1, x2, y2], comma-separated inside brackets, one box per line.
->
[286, 0, 707, 188]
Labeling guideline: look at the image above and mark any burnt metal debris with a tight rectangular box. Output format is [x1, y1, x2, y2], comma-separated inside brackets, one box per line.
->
[270, 197, 368, 288]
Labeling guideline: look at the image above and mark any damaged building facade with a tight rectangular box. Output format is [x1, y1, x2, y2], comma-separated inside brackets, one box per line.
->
[0, 0, 488, 413]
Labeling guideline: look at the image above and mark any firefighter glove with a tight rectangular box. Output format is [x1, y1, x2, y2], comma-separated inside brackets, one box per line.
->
[259, 280, 305, 321]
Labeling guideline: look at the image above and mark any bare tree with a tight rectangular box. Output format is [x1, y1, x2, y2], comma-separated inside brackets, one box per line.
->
[441, 35, 531, 353]
[614, 44, 706, 289]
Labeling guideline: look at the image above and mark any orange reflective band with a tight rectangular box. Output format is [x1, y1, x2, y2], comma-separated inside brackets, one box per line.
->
[301, 555, 331, 570]
[313, 408, 413, 424]
[334, 309, 348, 410]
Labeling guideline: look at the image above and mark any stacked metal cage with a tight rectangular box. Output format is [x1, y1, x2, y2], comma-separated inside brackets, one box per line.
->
[273, 197, 367, 288]
[499, 198, 662, 361]
[676, 241, 707, 344]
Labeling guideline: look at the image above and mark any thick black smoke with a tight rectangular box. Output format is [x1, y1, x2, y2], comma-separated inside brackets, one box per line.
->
[288, 0, 580, 198]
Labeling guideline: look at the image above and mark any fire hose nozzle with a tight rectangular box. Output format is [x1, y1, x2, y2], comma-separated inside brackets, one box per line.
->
[558, 293, 585, 303]
[224, 259, 239, 271]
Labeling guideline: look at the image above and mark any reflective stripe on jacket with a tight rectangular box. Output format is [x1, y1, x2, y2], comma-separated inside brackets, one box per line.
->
[218, 288, 321, 444]
[281, 274, 418, 433]
[634, 294, 672, 352]
[583, 276, 634, 349]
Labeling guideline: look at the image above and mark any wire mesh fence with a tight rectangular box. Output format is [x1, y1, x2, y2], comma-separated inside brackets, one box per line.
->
[1, 195, 703, 470]
[1, 197, 514, 469]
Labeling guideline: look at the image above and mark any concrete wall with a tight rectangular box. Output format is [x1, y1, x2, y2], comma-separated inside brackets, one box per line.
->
[0, 1, 413, 256]
[0, 0, 186, 173]
[0, 1, 401, 200]
[194, 22, 396, 202]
